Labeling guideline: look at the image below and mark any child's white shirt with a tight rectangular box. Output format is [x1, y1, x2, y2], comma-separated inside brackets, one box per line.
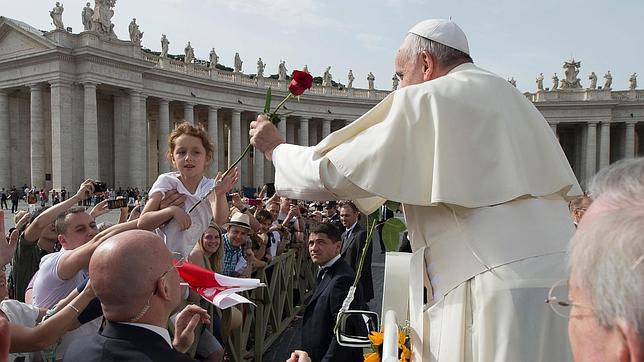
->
[148, 172, 214, 257]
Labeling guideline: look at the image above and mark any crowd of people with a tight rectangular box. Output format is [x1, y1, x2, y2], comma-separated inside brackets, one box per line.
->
[1, 16, 643, 362]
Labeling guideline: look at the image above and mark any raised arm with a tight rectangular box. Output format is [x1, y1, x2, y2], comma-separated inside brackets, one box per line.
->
[57, 220, 138, 281]
[207, 169, 239, 226]
[23, 180, 95, 242]
[8, 280, 96, 352]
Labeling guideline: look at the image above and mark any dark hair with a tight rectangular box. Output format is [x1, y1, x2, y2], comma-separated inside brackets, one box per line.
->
[55, 206, 87, 234]
[309, 222, 342, 242]
[339, 201, 359, 213]
[256, 209, 273, 223]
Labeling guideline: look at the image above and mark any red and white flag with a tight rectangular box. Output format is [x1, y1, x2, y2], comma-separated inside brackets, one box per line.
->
[176, 260, 264, 309]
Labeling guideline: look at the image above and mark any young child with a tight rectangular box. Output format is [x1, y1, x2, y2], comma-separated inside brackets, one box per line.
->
[138, 122, 238, 257]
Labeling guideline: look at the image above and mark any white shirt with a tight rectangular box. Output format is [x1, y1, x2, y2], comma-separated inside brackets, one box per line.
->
[32, 250, 87, 309]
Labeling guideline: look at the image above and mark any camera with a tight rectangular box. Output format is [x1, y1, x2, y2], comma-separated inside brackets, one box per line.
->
[93, 181, 108, 193]
[107, 199, 127, 209]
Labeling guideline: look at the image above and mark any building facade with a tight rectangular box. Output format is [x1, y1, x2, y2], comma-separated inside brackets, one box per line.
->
[0, 14, 642, 193]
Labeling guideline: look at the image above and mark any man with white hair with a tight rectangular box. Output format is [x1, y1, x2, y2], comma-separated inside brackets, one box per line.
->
[563, 208, 644, 361]
[251, 19, 580, 361]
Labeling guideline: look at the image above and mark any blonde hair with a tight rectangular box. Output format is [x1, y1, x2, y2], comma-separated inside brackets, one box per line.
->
[195, 222, 224, 273]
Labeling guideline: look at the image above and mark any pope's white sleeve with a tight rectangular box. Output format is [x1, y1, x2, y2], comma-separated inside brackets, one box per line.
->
[272, 143, 374, 201]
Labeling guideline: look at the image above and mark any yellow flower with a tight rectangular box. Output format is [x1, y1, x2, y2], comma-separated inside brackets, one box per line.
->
[364, 352, 381, 362]
[397, 330, 407, 348]
[369, 331, 384, 346]
[399, 344, 411, 362]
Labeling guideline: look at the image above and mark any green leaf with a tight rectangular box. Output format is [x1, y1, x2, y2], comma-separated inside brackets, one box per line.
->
[263, 88, 272, 114]
[384, 200, 400, 213]
[381, 218, 406, 252]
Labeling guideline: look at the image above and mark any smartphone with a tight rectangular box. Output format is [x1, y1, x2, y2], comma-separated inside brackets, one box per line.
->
[247, 198, 261, 206]
[266, 183, 275, 197]
[93, 181, 108, 193]
[226, 194, 233, 202]
[108, 199, 127, 209]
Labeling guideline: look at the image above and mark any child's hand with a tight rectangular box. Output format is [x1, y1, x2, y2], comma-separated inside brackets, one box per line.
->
[213, 168, 239, 195]
[171, 206, 192, 230]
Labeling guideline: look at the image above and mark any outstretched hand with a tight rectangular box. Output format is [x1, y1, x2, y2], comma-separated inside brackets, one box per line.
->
[212, 169, 239, 196]
[89, 199, 109, 219]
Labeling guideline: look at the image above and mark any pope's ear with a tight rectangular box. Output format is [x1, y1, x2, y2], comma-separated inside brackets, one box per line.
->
[421, 51, 435, 80]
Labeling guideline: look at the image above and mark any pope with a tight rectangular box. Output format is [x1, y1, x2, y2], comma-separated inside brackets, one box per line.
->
[250, 19, 580, 362]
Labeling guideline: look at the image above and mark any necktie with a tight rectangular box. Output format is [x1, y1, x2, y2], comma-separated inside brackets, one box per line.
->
[316, 267, 328, 284]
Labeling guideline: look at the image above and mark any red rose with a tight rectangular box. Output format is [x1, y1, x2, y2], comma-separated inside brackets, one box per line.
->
[288, 70, 314, 96]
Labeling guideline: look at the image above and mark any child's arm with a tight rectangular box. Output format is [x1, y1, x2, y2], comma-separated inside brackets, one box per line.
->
[137, 192, 191, 231]
[207, 168, 239, 226]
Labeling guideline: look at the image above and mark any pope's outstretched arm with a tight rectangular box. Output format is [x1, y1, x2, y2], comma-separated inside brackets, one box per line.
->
[249, 115, 375, 204]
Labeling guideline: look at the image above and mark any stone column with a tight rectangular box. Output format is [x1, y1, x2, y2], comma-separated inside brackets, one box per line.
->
[322, 119, 331, 139]
[230, 109, 242, 189]
[585, 121, 598, 184]
[158, 99, 171, 174]
[207, 106, 220, 177]
[286, 118, 295, 144]
[309, 120, 318, 145]
[83, 82, 99, 180]
[29, 84, 46, 189]
[599, 121, 610, 170]
[548, 122, 558, 138]
[49, 81, 74, 191]
[277, 116, 287, 139]
[240, 115, 250, 186]
[0, 90, 9, 188]
[113, 94, 128, 188]
[299, 117, 309, 146]
[217, 115, 225, 172]
[129, 91, 147, 188]
[183, 102, 195, 124]
[625, 121, 636, 158]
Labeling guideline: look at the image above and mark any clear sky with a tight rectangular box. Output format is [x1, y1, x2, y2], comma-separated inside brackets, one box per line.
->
[4, 0, 642, 91]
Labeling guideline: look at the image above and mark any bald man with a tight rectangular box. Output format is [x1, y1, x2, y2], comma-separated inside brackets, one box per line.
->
[64, 230, 209, 362]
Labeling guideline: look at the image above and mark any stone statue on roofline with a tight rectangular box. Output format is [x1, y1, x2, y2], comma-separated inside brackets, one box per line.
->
[234, 53, 243, 73]
[508, 77, 516, 87]
[209, 48, 219, 68]
[278, 61, 287, 81]
[50, 2, 65, 30]
[629, 73, 638, 90]
[560, 58, 582, 89]
[184, 42, 195, 64]
[303, 64, 309, 74]
[367, 72, 376, 90]
[588, 72, 597, 90]
[128, 18, 143, 46]
[552, 73, 559, 91]
[256, 58, 265, 77]
[392, 74, 399, 90]
[81, 2, 93, 31]
[536, 73, 544, 91]
[160, 34, 169, 58]
[91, 0, 117, 39]
[603, 71, 612, 90]
[322, 67, 332, 87]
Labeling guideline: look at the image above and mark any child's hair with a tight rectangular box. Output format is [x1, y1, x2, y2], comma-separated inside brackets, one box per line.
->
[256, 209, 273, 223]
[166, 121, 214, 166]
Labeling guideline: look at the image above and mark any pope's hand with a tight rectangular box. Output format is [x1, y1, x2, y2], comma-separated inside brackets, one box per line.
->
[249, 115, 285, 161]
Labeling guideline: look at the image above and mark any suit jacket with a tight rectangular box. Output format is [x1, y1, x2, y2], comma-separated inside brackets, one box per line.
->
[302, 258, 364, 362]
[63, 321, 196, 362]
[341, 222, 374, 301]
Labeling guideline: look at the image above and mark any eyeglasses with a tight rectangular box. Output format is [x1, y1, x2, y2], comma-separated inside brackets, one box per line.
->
[129, 252, 186, 322]
[544, 279, 594, 318]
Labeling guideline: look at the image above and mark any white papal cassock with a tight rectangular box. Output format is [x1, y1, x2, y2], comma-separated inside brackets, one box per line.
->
[270, 63, 581, 362]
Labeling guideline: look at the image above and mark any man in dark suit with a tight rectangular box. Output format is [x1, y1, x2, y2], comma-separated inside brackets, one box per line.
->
[324, 201, 345, 234]
[339, 202, 374, 302]
[302, 222, 364, 362]
[64, 230, 209, 362]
